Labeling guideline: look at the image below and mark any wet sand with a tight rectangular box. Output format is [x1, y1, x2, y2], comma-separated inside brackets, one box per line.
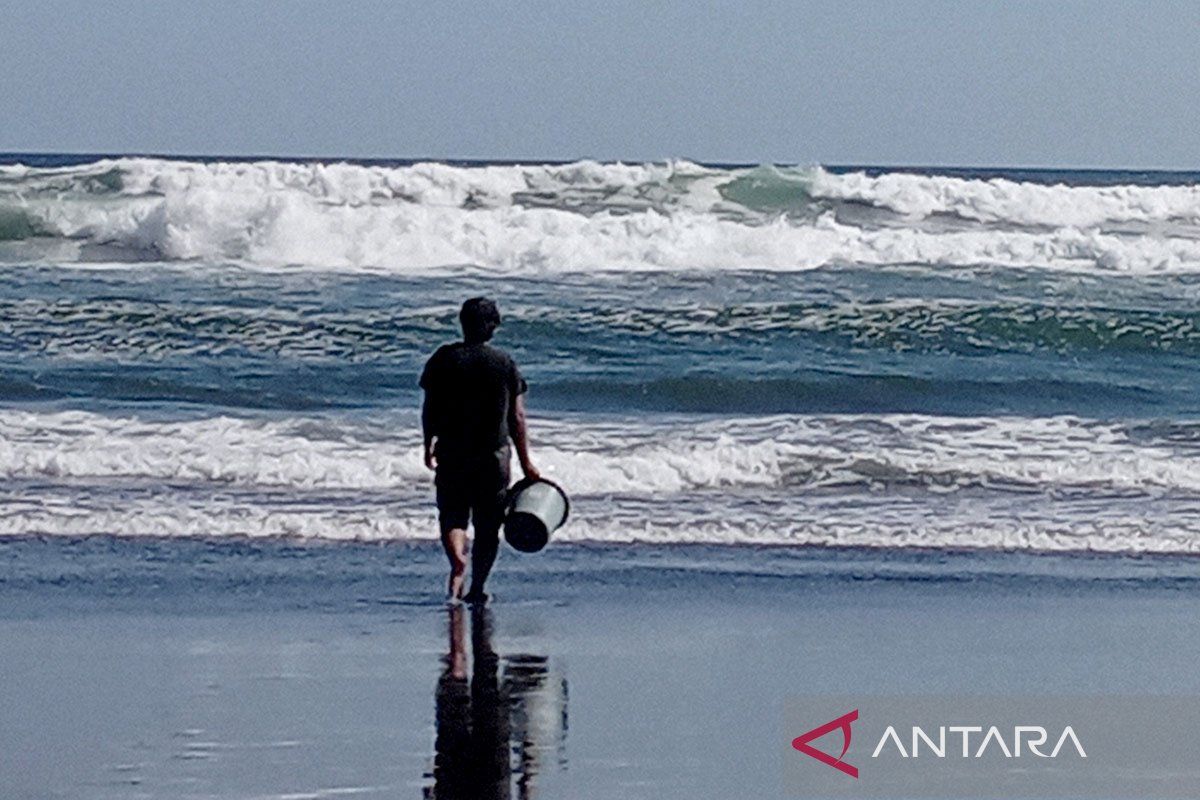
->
[1, 537, 1199, 799]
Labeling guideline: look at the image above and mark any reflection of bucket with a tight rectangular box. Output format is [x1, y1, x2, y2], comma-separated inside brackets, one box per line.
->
[504, 478, 570, 553]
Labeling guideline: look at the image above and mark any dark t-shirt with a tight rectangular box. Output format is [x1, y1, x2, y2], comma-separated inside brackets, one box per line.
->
[420, 342, 528, 460]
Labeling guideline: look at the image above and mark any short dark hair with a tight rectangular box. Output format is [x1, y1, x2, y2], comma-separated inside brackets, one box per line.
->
[460, 297, 501, 343]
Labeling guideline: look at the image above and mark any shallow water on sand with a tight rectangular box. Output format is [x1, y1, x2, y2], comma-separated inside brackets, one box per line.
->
[2, 539, 1199, 799]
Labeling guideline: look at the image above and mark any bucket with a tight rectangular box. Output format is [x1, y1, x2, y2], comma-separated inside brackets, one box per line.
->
[504, 478, 570, 553]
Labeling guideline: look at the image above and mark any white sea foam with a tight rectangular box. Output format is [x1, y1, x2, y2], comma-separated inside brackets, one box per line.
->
[808, 167, 1200, 228]
[4, 158, 1200, 273]
[0, 410, 1198, 552]
[0, 410, 1195, 495]
[3, 491, 1194, 554]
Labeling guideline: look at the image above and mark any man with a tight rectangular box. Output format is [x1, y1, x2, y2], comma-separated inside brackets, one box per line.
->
[420, 297, 539, 603]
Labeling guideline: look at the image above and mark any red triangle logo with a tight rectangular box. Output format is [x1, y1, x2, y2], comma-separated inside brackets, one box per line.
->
[792, 709, 859, 778]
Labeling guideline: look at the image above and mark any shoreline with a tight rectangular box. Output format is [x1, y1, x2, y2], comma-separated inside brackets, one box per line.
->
[4, 534, 1200, 588]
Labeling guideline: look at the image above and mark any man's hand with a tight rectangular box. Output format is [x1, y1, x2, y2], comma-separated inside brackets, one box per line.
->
[424, 445, 437, 471]
[520, 460, 541, 482]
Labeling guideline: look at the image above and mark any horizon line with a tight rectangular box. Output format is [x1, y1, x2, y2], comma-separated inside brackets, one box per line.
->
[1, 149, 1198, 175]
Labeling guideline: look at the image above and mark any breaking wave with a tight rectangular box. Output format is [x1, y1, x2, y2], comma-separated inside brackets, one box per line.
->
[4, 158, 1200, 273]
[2, 409, 1200, 552]
[1, 409, 1197, 495]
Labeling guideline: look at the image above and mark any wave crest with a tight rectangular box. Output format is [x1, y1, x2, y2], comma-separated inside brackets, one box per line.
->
[3, 158, 1200, 273]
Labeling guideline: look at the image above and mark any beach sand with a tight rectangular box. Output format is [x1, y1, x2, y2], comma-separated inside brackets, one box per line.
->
[2, 537, 1198, 799]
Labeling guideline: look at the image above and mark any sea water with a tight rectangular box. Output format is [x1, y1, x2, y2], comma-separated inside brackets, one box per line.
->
[2, 154, 1200, 555]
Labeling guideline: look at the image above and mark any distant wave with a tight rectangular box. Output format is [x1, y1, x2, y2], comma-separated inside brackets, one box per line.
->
[5, 295, 1200, 360]
[805, 167, 1200, 228]
[3, 158, 1200, 273]
[0, 284, 1194, 417]
[0, 366, 1164, 416]
[534, 374, 1164, 416]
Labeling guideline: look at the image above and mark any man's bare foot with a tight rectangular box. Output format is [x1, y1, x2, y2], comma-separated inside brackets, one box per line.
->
[463, 587, 489, 605]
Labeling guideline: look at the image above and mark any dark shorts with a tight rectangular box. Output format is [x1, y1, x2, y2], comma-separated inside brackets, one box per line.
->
[435, 449, 511, 536]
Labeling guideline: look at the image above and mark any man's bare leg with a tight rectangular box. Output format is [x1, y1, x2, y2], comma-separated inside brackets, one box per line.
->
[465, 528, 499, 603]
[440, 527, 469, 600]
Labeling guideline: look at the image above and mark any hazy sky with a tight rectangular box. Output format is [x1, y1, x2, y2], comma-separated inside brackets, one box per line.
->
[3, 0, 1199, 167]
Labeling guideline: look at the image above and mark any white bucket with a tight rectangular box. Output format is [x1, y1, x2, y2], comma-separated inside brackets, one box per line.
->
[504, 478, 570, 553]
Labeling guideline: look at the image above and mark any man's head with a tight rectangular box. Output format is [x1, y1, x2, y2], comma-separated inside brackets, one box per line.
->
[459, 297, 502, 343]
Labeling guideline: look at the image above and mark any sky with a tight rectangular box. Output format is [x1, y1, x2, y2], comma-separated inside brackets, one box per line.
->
[2, 0, 1199, 168]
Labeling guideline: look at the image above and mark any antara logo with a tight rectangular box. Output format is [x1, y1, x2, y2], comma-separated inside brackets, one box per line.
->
[792, 709, 860, 778]
[793, 710, 1087, 779]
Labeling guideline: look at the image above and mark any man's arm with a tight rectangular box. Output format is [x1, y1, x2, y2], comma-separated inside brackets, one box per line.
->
[419, 351, 441, 471]
[422, 392, 437, 471]
[508, 394, 540, 481]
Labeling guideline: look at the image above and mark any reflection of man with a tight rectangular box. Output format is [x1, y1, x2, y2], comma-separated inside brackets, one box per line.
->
[431, 606, 567, 800]
[420, 297, 539, 603]
[433, 605, 511, 800]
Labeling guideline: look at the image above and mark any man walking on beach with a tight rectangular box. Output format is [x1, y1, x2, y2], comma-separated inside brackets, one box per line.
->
[421, 297, 539, 603]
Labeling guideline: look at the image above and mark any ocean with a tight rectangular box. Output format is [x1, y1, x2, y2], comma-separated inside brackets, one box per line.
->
[2, 154, 1200, 555]
[5, 154, 1200, 800]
